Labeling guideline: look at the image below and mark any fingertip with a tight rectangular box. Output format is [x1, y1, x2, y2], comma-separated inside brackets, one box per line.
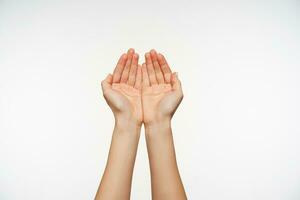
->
[150, 49, 156, 54]
[106, 73, 113, 79]
[175, 72, 178, 78]
[145, 53, 152, 64]
[158, 53, 166, 63]
[170, 72, 182, 91]
[122, 53, 127, 59]
[127, 48, 135, 54]
[164, 73, 171, 83]
[150, 49, 158, 58]
[157, 53, 163, 59]
[108, 74, 114, 82]
[133, 53, 139, 59]
[171, 72, 177, 81]
[102, 74, 113, 87]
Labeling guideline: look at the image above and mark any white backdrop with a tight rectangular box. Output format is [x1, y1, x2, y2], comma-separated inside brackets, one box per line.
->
[1, 0, 300, 199]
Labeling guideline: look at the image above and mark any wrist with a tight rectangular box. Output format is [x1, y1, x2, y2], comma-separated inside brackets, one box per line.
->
[144, 116, 171, 128]
[114, 112, 142, 126]
[144, 118, 172, 136]
[114, 116, 142, 134]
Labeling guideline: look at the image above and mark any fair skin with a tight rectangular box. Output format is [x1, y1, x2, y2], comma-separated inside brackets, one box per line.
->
[95, 48, 187, 200]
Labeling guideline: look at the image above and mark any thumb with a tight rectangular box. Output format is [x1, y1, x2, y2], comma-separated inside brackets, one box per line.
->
[171, 72, 181, 91]
[171, 72, 184, 100]
[101, 74, 113, 93]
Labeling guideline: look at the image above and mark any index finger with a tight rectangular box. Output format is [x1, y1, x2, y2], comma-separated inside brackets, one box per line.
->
[157, 53, 172, 83]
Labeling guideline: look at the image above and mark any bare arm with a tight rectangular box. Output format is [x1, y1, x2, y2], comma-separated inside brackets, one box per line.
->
[95, 49, 143, 200]
[95, 121, 141, 199]
[142, 50, 187, 200]
[145, 121, 186, 200]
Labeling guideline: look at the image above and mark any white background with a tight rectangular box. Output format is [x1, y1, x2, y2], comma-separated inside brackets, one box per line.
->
[1, 0, 300, 199]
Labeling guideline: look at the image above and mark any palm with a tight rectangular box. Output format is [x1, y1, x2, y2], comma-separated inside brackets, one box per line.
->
[102, 49, 182, 125]
[108, 83, 142, 122]
[142, 84, 174, 123]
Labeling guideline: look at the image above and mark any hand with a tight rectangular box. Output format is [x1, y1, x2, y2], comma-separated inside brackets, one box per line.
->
[98, 49, 186, 200]
[101, 49, 142, 126]
[141, 50, 183, 125]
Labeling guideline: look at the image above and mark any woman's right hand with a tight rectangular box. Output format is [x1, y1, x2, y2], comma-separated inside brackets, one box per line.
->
[101, 49, 143, 126]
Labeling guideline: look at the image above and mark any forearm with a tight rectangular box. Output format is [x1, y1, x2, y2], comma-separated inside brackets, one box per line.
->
[145, 120, 187, 200]
[95, 119, 141, 200]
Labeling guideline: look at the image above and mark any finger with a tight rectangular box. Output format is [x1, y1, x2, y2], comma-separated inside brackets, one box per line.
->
[101, 74, 113, 93]
[171, 72, 184, 105]
[112, 53, 127, 83]
[127, 53, 139, 86]
[145, 52, 157, 85]
[157, 53, 172, 83]
[142, 63, 150, 87]
[171, 72, 182, 92]
[134, 64, 142, 89]
[120, 48, 134, 83]
[150, 49, 164, 84]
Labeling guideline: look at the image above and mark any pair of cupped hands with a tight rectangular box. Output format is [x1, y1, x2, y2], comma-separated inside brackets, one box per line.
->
[101, 48, 183, 126]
